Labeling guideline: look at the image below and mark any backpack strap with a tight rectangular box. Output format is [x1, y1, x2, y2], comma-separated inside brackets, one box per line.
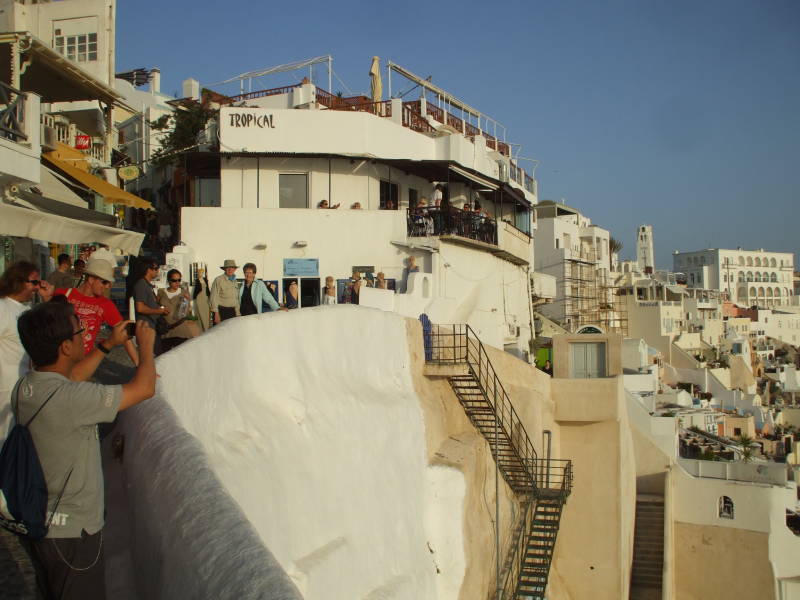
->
[64, 288, 73, 299]
[16, 379, 61, 428]
[45, 466, 74, 532]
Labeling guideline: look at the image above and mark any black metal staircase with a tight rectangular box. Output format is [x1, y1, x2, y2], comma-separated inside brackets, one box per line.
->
[422, 321, 573, 599]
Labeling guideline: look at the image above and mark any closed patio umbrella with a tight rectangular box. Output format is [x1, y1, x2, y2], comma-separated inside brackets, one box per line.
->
[369, 56, 382, 114]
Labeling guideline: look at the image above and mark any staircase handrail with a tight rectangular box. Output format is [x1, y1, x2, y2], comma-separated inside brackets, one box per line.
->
[423, 321, 573, 600]
[462, 325, 540, 491]
[496, 501, 535, 600]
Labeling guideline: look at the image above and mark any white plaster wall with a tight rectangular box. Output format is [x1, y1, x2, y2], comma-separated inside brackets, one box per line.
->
[6, 0, 115, 85]
[218, 106, 531, 199]
[180, 207, 532, 352]
[220, 156, 435, 210]
[673, 464, 800, 585]
[153, 307, 467, 599]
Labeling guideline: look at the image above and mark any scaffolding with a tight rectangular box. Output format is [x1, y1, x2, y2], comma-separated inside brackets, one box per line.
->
[559, 251, 629, 336]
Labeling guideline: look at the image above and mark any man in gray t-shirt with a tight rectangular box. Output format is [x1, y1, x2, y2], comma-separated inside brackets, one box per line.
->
[133, 260, 168, 330]
[133, 260, 169, 355]
[14, 301, 156, 599]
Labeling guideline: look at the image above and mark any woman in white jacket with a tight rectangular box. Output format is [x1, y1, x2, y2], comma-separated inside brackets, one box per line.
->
[239, 263, 283, 315]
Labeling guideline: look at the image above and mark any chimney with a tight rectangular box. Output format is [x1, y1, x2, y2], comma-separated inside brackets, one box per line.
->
[182, 78, 200, 101]
[150, 68, 161, 94]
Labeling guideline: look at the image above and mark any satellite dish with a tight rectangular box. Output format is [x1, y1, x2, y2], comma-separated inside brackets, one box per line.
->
[118, 165, 140, 181]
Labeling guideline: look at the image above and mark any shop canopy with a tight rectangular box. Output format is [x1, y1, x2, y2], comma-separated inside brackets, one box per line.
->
[0, 202, 144, 255]
[43, 150, 152, 210]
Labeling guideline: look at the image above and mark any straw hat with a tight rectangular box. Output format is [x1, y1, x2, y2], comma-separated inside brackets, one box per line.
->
[83, 258, 115, 282]
[220, 259, 238, 269]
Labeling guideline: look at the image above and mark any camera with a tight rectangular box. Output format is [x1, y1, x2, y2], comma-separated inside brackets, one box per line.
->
[125, 322, 136, 338]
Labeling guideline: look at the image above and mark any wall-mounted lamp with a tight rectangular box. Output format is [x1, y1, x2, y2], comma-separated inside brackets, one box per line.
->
[253, 243, 267, 251]
[294, 241, 308, 248]
[443, 262, 451, 268]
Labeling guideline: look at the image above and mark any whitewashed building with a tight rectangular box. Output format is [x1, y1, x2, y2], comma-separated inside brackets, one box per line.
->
[532, 201, 620, 333]
[673, 248, 795, 308]
[175, 63, 537, 355]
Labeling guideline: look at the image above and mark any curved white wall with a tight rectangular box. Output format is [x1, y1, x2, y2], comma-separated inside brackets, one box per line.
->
[124, 306, 466, 599]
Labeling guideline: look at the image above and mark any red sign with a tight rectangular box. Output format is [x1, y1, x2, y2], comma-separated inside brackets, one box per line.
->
[75, 134, 91, 150]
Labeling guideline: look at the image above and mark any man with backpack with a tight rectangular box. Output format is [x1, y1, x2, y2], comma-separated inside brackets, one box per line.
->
[8, 301, 156, 598]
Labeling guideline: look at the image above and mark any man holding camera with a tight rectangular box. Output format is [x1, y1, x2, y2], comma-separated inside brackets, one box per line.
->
[15, 302, 156, 599]
[54, 258, 138, 366]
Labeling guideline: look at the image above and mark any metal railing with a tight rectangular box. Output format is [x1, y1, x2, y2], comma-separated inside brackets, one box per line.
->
[425, 324, 539, 487]
[0, 82, 27, 142]
[328, 99, 392, 117]
[407, 207, 498, 245]
[228, 83, 301, 103]
[423, 322, 573, 600]
[401, 102, 436, 134]
[497, 459, 572, 600]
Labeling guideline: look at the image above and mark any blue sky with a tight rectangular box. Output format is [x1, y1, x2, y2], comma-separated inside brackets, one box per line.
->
[116, 0, 799, 267]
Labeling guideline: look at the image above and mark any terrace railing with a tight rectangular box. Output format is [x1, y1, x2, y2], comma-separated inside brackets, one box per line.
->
[228, 83, 302, 103]
[329, 99, 392, 117]
[407, 207, 497, 245]
[401, 103, 436, 134]
[0, 82, 27, 142]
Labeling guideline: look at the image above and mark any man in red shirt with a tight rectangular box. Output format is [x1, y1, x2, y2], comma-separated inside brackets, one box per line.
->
[55, 258, 139, 365]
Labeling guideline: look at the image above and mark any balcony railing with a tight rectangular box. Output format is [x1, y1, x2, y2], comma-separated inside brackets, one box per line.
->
[0, 82, 27, 142]
[328, 99, 392, 117]
[228, 83, 302, 103]
[407, 207, 497, 245]
[41, 113, 106, 163]
[401, 103, 436, 134]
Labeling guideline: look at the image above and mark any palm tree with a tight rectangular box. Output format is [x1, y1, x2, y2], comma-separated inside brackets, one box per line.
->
[737, 433, 755, 463]
[608, 237, 623, 270]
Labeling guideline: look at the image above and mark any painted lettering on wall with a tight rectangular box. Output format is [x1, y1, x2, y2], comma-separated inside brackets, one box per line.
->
[229, 113, 275, 129]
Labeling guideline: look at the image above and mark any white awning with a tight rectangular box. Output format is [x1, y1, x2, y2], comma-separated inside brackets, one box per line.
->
[448, 164, 499, 190]
[0, 202, 143, 255]
[668, 285, 688, 295]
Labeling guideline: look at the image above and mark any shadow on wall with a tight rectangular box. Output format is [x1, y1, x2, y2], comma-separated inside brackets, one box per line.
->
[118, 400, 302, 600]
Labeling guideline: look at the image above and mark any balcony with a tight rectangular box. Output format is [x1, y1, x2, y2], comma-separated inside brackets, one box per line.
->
[41, 112, 108, 164]
[0, 83, 40, 185]
[407, 207, 497, 245]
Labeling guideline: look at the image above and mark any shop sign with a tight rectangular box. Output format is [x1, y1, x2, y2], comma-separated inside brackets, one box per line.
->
[75, 135, 92, 150]
[283, 258, 319, 277]
[228, 112, 275, 129]
[118, 165, 140, 181]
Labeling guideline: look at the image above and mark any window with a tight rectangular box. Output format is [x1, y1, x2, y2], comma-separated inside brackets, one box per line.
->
[279, 174, 308, 208]
[379, 180, 398, 209]
[719, 496, 734, 519]
[734, 427, 742, 436]
[408, 188, 418, 208]
[54, 31, 98, 62]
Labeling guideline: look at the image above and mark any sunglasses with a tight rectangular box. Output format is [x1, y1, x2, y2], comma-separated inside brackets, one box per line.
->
[62, 327, 85, 343]
[169, 278, 182, 283]
[27, 279, 41, 286]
